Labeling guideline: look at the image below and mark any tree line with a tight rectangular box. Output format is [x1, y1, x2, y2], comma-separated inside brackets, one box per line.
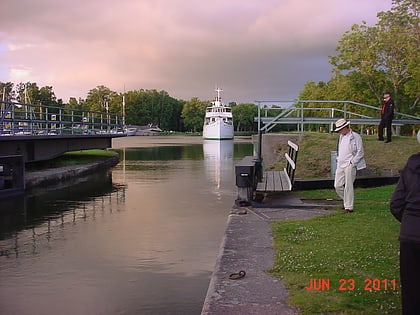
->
[0, 82, 258, 133]
[1, 0, 418, 133]
[300, 0, 418, 118]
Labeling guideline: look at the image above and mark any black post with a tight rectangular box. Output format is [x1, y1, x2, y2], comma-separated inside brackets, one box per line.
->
[256, 102, 263, 182]
[258, 129, 262, 162]
[257, 102, 262, 161]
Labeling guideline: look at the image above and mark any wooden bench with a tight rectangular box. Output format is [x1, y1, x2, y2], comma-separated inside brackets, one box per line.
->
[256, 140, 299, 193]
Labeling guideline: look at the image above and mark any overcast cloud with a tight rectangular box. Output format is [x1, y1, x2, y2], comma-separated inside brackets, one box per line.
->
[0, 0, 392, 103]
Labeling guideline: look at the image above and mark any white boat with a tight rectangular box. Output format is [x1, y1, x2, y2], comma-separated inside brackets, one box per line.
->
[202, 88, 234, 140]
[137, 124, 162, 135]
[124, 124, 162, 136]
[125, 127, 138, 136]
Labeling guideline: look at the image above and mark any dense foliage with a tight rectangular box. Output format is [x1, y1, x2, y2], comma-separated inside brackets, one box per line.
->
[0, 81, 258, 132]
[302, 0, 419, 116]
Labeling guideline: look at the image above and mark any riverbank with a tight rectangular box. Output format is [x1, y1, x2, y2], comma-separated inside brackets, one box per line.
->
[25, 156, 120, 190]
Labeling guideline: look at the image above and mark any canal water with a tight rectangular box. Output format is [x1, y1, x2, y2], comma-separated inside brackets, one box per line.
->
[0, 136, 253, 315]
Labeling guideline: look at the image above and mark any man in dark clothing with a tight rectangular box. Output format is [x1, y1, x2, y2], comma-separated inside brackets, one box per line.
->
[378, 92, 395, 143]
[390, 130, 420, 315]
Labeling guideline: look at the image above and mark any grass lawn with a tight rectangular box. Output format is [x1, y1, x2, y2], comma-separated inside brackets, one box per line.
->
[270, 185, 402, 314]
[271, 132, 419, 178]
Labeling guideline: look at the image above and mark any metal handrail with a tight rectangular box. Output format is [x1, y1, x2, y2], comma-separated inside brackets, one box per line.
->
[255, 100, 420, 133]
[0, 101, 125, 136]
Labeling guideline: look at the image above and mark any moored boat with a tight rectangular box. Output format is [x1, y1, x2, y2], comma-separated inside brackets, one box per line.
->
[202, 88, 234, 140]
[137, 124, 162, 135]
[125, 127, 138, 136]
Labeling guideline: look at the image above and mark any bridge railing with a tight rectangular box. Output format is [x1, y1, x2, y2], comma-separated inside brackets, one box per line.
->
[255, 100, 420, 133]
[0, 101, 125, 136]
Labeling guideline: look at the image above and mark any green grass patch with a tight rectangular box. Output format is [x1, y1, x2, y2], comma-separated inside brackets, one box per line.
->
[271, 132, 419, 178]
[64, 149, 117, 158]
[26, 149, 118, 171]
[270, 185, 402, 314]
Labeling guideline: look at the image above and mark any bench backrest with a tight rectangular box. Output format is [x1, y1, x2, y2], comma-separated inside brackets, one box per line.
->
[284, 140, 299, 188]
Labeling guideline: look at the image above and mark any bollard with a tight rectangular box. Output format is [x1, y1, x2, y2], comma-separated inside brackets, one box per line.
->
[235, 156, 257, 204]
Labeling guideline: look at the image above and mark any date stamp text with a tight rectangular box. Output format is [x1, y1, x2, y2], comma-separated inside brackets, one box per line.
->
[305, 278, 398, 291]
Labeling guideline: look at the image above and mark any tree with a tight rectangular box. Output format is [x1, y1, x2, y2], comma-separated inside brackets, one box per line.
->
[376, 0, 419, 111]
[0, 82, 15, 101]
[85, 85, 118, 113]
[39, 86, 62, 107]
[232, 103, 258, 131]
[181, 97, 207, 132]
[330, 23, 385, 100]
[9, 82, 61, 108]
[330, 0, 419, 113]
[157, 91, 183, 131]
[122, 89, 183, 130]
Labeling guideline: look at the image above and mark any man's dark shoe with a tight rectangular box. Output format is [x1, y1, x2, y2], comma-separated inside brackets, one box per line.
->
[343, 209, 354, 214]
[378, 138, 384, 141]
[385, 140, 392, 143]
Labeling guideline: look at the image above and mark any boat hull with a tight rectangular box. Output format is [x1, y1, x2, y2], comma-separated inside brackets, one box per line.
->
[125, 127, 138, 136]
[203, 120, 234, 140]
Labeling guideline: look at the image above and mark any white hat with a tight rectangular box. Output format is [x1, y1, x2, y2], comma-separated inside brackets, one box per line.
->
[334, 118, 350, 132]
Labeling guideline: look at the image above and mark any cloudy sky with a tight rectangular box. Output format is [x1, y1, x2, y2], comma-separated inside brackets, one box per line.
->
[0, 0, 392, 104]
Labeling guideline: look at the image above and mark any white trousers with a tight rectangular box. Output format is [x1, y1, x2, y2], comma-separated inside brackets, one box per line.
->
[334, 164, 357, 210]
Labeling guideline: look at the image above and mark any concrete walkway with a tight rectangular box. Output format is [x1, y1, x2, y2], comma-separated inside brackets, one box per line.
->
[201, 193, 337, 315]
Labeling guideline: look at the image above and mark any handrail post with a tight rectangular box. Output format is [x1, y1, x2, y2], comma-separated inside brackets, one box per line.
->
[300, 101, 304, 135]
[344, 102, 347, 119]
[257, 101, 262, 162]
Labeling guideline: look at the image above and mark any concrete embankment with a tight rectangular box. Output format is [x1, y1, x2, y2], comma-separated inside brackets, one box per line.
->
[201, 194, 337, 315]
[25, 156, 120, 189]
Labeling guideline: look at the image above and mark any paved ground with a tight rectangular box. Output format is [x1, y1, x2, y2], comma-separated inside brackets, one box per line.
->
[201, 193, 338, 315]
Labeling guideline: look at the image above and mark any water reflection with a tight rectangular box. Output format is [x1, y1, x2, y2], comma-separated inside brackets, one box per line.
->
[0, 171, 125, 259]
[0, 137, 253, 315]
[203, 140, 234, 199]
[120, 145, 204, 161]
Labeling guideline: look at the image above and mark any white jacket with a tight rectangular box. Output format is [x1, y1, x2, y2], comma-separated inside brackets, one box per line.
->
[338, 130, 366, 170]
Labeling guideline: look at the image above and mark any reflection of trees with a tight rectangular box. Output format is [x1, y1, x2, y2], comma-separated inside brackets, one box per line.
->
[0, 170, 126, 259]
[114, 145, 204, 161]
[0, 188, 125, 259]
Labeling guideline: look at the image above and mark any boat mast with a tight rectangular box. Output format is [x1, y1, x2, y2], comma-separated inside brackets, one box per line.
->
[215, 87, 223, 103]
[122, 84, 126, 127]
[122, 94, 126, 126]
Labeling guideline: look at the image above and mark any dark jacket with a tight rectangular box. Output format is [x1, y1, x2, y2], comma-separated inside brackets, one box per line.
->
[390, 153, 420, 243]
[381, 99, 395, 121]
